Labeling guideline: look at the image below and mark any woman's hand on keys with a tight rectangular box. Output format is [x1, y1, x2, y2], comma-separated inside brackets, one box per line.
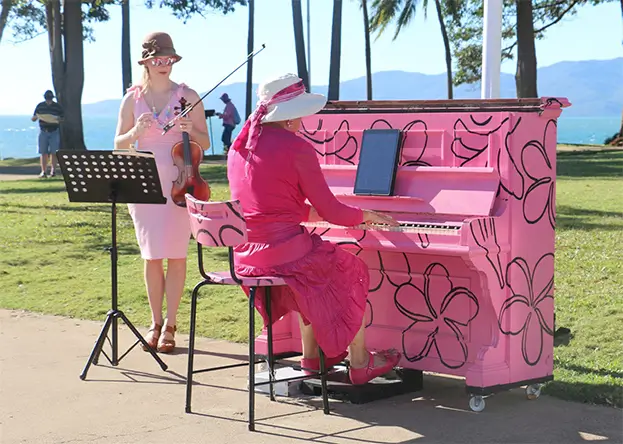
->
[362, 210, 400, 227]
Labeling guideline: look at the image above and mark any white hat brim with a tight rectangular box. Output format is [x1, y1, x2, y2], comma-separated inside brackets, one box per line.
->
[261, 92, 327, 123]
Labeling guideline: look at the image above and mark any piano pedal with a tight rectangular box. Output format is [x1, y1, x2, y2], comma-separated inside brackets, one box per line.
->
[300, 366, 423, 404]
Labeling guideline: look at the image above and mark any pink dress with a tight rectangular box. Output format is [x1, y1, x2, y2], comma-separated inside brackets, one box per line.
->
[126, 83, 192, 260]
[227, 126, 369, 358]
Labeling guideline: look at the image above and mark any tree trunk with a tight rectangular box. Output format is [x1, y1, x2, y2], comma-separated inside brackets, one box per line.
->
[434, 0, 453, 99]
[328, 0, 342, 100]
[62, 0, 86, 150]
[292, 0, 309, 91]
[46, 0, 65, 123]
[515, 0, 538, 98]
[0, 0, 13, 45]
[245, 0, 254, 118]
[362, 0, 372, 100]
[121, 0, 132, 95]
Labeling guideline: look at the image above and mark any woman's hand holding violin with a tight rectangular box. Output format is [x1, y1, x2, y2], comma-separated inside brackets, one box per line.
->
[177, 116, 193, 133]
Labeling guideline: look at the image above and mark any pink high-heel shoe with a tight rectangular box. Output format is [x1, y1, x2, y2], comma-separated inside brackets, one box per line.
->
[300, 351, 348, 375]
[349, 350, 401, 385]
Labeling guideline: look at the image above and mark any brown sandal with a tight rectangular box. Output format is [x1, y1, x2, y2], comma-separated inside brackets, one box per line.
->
[142, 323, 162, 351]
[157, 324, 176, 353]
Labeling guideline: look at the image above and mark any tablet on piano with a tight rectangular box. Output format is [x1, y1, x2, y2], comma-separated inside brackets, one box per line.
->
[353, 129, 403, 196]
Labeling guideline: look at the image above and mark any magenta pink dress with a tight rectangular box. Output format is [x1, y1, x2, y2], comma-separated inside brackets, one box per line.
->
[227, 126, 369, 358]
[125, 83, 192, 260]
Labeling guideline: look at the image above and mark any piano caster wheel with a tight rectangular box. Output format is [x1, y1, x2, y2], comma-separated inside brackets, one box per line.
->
[469, 395, 486, 412]
[526, 384, 542, 400]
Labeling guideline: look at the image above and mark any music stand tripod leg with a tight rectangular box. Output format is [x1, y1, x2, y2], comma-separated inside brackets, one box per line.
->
[80, 313, 114, 380]
[117, 311, 168, 370]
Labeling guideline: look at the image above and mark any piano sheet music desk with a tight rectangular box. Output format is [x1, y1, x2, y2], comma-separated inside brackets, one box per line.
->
[254, 98, 570, 408]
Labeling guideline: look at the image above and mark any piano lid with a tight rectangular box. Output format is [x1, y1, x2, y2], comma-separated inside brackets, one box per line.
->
[319, 97, 571, 114]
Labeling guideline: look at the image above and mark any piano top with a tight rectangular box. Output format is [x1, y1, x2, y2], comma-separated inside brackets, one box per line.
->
[319, 97, 571, 114]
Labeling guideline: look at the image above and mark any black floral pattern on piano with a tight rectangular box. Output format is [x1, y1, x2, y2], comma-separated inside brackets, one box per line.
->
[418, 233, 430, 249]
[394, 263, 479, 369]
[365, 300, 373, 328]
[451, 115, 509, 167]
[521, 120, 556, 230]
[498, 253, 554, 366]
[300, 119, 359, 164]
[400, 120, 430, 167]
[469, 218, 504, 288]
[497, 118, 525, 200]
[368, 118, 430, 166]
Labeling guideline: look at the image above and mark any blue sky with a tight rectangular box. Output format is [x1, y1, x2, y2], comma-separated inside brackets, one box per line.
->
[0, 0, 621, 115]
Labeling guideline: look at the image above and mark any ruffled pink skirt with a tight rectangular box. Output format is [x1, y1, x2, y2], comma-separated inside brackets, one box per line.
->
[235, 234, 369, 358]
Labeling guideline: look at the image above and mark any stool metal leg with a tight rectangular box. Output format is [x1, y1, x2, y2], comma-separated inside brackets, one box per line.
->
[265, 287, 275, 402]
[319, 348, 330, 414]
[248, 287, 256, 432]
[185, 281, 204, 413]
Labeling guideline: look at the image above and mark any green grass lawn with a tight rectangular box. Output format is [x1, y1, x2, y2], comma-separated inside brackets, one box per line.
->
[0, 151, 621, 408]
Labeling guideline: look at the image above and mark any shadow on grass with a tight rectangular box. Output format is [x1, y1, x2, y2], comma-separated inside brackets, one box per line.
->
[0, 202, 109, 214]
[85, 241, 141, 256]
[554, 361, 623, 380]
[1, 184, 68, 194]
[557, 205, 623, 231]
[557, 150, 623, 179]
[544, 380, 623, 408]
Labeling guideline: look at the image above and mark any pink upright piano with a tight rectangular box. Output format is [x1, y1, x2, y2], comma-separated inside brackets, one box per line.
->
[255, 98, 570, 411]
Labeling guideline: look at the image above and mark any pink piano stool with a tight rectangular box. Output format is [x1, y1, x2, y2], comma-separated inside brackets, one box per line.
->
[254, 97, 570, 412]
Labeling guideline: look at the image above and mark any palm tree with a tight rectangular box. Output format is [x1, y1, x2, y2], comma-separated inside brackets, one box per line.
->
[361, 0, 373, 100]
[327, 0, 343, 100]
[515, 0, 537, 98]
[291, 0, 309, 91]
[121, 0, 131, 95]
[245, 0, 254, 118]
[0, 0, 14, 45]
[370, 0, 454, 99]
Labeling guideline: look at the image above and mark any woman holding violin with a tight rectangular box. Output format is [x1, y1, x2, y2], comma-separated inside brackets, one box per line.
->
[114, 32, 210, 353]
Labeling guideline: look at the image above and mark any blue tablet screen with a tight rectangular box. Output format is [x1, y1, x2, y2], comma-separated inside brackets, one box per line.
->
[353, 129, 402, 196]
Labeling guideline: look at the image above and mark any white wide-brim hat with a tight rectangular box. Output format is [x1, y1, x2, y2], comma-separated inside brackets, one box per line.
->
[258, 73, 327, 123]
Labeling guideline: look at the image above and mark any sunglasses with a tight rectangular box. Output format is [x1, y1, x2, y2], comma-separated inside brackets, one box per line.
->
[148, 57, 177, 67]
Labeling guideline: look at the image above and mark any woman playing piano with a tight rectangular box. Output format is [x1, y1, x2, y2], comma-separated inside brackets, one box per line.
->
[227, 73, 401, 385]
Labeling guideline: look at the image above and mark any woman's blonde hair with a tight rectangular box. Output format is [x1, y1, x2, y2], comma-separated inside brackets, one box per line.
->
[140, 66, 150, 93]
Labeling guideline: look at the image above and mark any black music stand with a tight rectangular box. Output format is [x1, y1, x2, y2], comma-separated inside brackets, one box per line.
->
[57, 150, 169, 380]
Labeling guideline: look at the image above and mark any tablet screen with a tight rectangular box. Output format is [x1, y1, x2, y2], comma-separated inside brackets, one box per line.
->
[353, 129, 402, 196]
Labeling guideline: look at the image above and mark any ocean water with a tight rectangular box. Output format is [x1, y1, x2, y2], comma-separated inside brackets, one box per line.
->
[0, 115, 235, 160]
[0, 114, 619, 160]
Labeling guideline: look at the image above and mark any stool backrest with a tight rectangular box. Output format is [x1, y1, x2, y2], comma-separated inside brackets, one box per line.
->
[185, 194, 248, 247]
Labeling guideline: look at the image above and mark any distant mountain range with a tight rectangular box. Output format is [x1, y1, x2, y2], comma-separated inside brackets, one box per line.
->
[83, 57, 622, 118]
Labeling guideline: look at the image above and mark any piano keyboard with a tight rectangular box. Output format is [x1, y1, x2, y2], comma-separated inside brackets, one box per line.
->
[303, 221, 462, 236]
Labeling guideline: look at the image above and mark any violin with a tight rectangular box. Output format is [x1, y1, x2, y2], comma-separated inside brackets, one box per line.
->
[170, 97, 211, 207]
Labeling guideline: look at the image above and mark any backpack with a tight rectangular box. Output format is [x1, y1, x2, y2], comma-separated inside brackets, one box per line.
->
[233, 106, 241, 125]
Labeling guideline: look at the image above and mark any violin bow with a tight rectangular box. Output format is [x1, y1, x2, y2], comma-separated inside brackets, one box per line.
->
[162, 44, 267, 135]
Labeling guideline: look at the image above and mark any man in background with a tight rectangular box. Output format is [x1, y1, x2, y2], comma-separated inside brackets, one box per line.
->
[216, 93, 240, 154]
[31, 90, 63, 178]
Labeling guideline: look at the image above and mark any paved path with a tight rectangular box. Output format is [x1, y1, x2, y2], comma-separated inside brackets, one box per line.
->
[0, 166, 42, 181]
[1, 309, 621, 444]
